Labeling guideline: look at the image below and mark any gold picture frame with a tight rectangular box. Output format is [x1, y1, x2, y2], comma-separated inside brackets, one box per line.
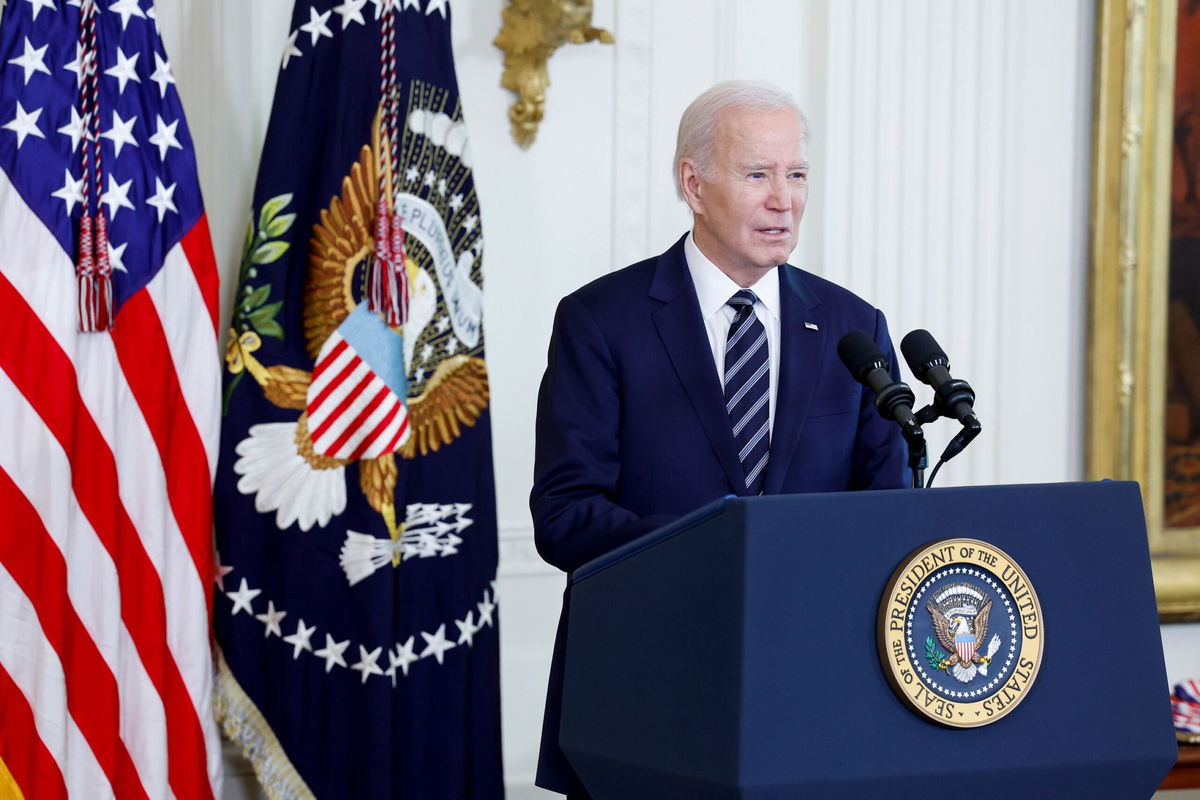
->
[1089, 0, 1200, 620]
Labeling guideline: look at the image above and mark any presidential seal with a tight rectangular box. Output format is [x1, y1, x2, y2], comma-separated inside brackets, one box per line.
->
[878, 539, 1043, 727]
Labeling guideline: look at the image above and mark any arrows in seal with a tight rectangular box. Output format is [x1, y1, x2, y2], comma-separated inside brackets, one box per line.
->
[340, 502, 474, 585]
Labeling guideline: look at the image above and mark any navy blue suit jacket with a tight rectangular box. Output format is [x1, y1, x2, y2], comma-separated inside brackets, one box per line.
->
[530, 234, 906, 794]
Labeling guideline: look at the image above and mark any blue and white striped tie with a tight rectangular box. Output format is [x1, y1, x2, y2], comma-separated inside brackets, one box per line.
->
[725, 290, 769, 495]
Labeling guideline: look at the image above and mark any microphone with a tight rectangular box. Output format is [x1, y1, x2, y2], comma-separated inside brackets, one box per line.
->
[836, 331, 918, 429]
[900, 329, 977, 424]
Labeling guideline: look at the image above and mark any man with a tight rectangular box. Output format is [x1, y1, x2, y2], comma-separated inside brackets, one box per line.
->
[530, 80, 907, 797]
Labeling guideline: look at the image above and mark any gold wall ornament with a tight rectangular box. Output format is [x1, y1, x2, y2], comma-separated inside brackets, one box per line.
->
[1089, 0, 1200, 620]
[493, 0, 613, 148]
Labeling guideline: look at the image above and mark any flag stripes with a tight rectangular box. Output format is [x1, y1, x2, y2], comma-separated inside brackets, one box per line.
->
[0, 181, 220, 796]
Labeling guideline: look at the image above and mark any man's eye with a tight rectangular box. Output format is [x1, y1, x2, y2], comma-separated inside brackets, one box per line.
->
[791, 171, 808, 181]
[748, 172, 765, 179]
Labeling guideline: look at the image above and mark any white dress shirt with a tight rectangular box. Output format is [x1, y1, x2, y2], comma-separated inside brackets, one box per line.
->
[683, 232, 781, 436]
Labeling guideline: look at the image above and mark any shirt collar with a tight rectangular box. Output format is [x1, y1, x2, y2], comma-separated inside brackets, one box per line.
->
[684, 231, 781, 321]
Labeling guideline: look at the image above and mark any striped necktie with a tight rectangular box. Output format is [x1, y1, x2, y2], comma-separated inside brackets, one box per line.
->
[724, 290, 770, 495]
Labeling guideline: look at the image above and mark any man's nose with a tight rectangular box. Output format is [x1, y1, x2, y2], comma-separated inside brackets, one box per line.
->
[766, 175, 791, 211]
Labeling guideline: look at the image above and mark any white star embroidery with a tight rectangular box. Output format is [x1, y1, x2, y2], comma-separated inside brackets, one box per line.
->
[350, 645, 384, 683]
[104, 47, 141, 95]
[436, 178, 448, 196]
[51, 169, 84, 215]
[214, 551, 234, 591]
[448, 193, 464, 212]
[146, 178, 178, 222]
[420, 343, 433, 361]
[455, 611, 478, 646]
[462, 214, 478, 232]
[255, 601, 287, 638]
[100, 110, 138, 157]
[3, 102, 44, 149]
[435, 315, 449, 333]
[57, 106, 88, 152]
[148, 115, 181, 161]
[300, 6, 333, 46]
[385, 637, 419, 686]
[314, 633, 350, 672]
[332, 0, 367, 28]
[414, 367, 425, 382]
[109, 0, 146, 30]
[405, 166, 419, 182]
[423, 169, 435, 188]
[8, 37, 51, 86]
[446, 336, 460, 354]
[107, 240, 128, 273]
[471, 238, 484, 256]
[419, 624, 456, 664]
[281, 30, 303, 70]
[425, 0, 447, 18]
[477, 590, 496, 628]
[150, 52, 175, 98]
[226, 578, 261, 617]
[101, 174, 135, 220]
[24, 0, 56, 20]
[283, 619, 317, 659]
[63, 42, 85, 86]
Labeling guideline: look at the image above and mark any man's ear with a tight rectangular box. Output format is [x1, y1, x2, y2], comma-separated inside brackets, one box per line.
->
[679, 158, 704, 214]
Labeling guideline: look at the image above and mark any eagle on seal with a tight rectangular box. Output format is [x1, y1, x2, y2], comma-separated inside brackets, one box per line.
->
[927, 597, 998, 683]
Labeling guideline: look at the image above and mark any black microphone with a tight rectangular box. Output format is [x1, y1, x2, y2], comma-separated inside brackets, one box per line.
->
[900, 329, 977, 424]
[836, 331, 918, 428]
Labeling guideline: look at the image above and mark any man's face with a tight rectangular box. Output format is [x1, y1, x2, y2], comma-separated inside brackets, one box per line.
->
[682, 108, 808, 287]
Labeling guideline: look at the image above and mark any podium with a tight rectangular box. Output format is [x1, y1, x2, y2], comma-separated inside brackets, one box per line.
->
[561, 482, 1177, 799]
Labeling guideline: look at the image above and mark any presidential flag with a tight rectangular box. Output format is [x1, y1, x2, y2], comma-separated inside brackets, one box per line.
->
[0, 1, 222, 798]
[212, 1, 502, 797]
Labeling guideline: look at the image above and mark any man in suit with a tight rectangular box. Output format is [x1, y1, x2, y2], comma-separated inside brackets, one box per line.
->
[530, 80, 908, 797]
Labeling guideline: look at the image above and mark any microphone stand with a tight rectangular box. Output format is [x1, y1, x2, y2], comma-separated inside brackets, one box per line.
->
[903, 422, 927, 489]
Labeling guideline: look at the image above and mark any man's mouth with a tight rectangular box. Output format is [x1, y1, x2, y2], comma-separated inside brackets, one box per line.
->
[757, 228, 789, 236]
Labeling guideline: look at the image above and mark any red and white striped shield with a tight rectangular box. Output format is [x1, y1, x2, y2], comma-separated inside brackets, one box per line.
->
[955, 635, 978, 663]
[307, 302, 411, 460]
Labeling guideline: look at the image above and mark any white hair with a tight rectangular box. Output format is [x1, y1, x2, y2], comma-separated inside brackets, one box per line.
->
[674, 80, 807, 200]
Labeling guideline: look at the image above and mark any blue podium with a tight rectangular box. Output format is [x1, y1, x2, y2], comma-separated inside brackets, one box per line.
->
[561, 482, 1177, 799]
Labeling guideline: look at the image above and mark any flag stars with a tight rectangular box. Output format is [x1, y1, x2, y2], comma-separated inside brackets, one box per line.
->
[63, 42, 86, 86]
[405, 166, 419, 183]
[333, 0, 367, 28]
[449, 193, 464, 212]
[314, 633, 350, 672]
[146, 178, 178, 222]
[101, 174, 135, 220]
[455, 612, 478, 647]
[9, 37, 51, 86]
[226, 578, 261, 616]
[423, 169, 435, 188]
[435, 315, 450, 333]
[255, 601, 287, 638]
[109, 0, 147, 30]
[57, 106, 89, 152]
[281, 31, 303, 70]
[300, 6, 334, 46]
[101, 110, 138, 157]
[477, 590, 496, 628]
[283, 619, 317, 660]
[419, 624, 456, 664]
[3, 102, 44, 148]
[107, 240, 128, 273]
[420, 342, 434, 362]
[425, 0, 447, 18]
[462, 214, 478, 232]
[51, 169, 84, 215]
[24, 0, 57, 20]
[149, 115, 182, 161]
[214, 552, 234, 592]
[386, 637, 419, 686]
[350, 645, 384, 683]
[436, 177, 448, 196]
[104, 47, 142, 95]
[150, 52, 176, 98]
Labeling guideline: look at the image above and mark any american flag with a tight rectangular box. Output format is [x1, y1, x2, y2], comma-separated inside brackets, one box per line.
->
[0, 1, 221, 798]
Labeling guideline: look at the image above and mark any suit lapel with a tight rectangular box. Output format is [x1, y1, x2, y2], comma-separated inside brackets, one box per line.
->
[762, 265, 825, 495]
[650, 238, 746, 493]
